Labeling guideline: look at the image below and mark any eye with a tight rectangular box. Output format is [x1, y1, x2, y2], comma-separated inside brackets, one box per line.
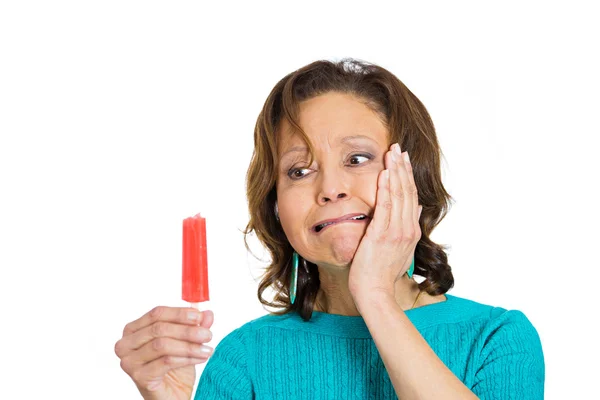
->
[349, 154, 371, 165]
[287, 167, 311, 180]
[287, 153, 373, 180]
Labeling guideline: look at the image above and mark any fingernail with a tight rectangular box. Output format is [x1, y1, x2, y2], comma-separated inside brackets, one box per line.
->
[390, 149, 398, 162]
[394, 143, 402, 156]
[188, 311, 201, 322]
[197, 328, 212, 342]
[418, 206, 423, 218]
[402, 152, 410, 164]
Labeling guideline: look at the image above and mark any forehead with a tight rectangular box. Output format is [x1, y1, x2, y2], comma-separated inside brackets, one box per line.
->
[278, 92, 389, 152]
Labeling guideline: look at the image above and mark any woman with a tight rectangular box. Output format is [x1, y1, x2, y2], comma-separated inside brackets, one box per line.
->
[115, 58, 545, 399]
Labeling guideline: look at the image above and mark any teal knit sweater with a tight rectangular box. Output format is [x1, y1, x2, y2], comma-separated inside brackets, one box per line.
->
[194, 293, 545, 399]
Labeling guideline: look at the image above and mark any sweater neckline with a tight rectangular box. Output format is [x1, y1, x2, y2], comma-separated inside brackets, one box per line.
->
[283, 293, 458, 338]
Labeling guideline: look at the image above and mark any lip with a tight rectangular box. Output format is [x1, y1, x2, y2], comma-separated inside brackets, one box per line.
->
[311, 213, 370, 233]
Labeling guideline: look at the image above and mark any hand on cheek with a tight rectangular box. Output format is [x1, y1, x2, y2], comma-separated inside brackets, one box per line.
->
[348, 143, 422, 299]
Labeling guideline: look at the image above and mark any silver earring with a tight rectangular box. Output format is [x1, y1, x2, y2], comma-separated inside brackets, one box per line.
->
[274, 202, 279, 220]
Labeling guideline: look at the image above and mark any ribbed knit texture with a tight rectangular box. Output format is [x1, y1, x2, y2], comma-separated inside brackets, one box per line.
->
[194, 293, 545, 399]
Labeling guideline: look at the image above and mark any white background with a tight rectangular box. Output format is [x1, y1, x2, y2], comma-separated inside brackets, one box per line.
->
[1, 1, 598, 399]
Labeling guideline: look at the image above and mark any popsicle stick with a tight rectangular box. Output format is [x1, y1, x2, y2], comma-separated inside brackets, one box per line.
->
[190, 302, 200, 310]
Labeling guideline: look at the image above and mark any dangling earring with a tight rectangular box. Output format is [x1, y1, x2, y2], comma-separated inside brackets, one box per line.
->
[407, 257, 415, 279]
[290, 251, 299, 304]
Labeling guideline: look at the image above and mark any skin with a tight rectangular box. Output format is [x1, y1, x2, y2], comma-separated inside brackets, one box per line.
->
[275, 91, 446, 316]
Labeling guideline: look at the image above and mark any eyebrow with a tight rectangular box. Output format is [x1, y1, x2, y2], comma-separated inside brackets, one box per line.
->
[281, 134, 378, 157]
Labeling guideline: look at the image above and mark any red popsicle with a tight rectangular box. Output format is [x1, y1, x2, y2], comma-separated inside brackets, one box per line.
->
[182, 213, 209, 308]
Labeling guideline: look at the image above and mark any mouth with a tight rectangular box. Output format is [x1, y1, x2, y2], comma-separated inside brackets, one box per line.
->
[312, 213, 370, 234]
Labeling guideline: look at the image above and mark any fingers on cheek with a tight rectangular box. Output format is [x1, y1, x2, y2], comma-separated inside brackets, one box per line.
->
[379, 168, 389, 191]
[370, 169, 389, 233]
[385, 149, 393, 169]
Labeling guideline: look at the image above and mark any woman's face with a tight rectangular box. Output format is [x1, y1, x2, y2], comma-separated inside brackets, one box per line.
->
[276, 92, 389, 269]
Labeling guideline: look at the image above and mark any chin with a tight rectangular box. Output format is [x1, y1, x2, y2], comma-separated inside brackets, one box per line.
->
[327, 234, 361, 266]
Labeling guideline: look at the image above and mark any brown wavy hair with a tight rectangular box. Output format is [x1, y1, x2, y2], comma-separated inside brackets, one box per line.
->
[243, 58, 454, 321]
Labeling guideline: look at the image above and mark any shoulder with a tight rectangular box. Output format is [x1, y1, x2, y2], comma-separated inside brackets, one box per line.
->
[449, 294, 543, 342]
[450, 297, 546, 396]
[196, 315, 276, 398]
[205, 311, 295, 371]
[217, 311, 296, 345]
[485, 306, 541, 335]
[426, 293, 544, 353]
[478, 304, 544, 359]
[434, 294, 545, 395]
[232, 310, 297, 332]
[447, 294, 545, 370]
[453, 294, 541, 335]
[412, 293, 503, 329]
[438, 293, 539, 327]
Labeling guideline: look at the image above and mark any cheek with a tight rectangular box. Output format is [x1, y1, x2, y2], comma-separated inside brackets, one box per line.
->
[278, 202, 312, 254]
[277, 193, 311, 234]
[357, 174, 378, 207]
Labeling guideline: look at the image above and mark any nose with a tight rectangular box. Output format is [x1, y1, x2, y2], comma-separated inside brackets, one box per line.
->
[319, 192, 348, 204]
[317, 169, 350, 205]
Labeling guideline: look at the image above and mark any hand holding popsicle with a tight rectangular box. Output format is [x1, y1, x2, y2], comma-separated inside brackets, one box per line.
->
[115, 213, 214, 400]
[115, 307, 214, 400]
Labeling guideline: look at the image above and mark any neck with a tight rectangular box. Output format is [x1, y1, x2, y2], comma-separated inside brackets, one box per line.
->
[313, 266, 421, 316]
